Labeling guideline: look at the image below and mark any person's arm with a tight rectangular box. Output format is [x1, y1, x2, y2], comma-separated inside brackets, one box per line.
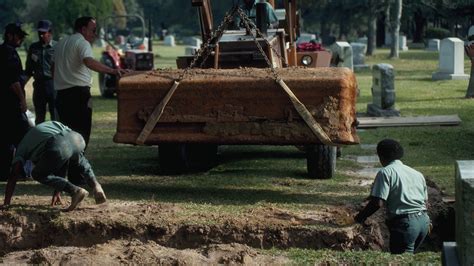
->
[24, 46, 34, 84]
[10, 81, 27, 113]
[83, 57, 127, 77]
[465, 43, 474, 66]
[354, 196, 384, 223]
[1, 161, 24, 208]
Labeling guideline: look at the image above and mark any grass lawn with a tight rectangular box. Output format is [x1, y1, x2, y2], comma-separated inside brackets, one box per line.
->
[12, 42, 472, 264]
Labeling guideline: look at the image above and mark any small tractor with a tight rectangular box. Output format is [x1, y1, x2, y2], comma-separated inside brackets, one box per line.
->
[99, 15, 154, 97]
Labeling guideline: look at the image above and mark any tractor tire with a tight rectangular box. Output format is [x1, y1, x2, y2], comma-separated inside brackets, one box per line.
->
[159, 144, 218, 174]
[306, 144, 337, 179]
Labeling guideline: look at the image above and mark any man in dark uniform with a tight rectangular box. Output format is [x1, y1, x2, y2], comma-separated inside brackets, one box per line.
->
[25, 20, 57, 125]
[0, 23, 31, 181]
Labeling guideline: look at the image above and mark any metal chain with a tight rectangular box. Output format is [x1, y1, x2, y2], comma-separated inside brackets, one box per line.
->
[198, 6, 238, 68]
[236, 7, 288, 68]
[236, 7, 280, 80]
[177, 6, 238, 81]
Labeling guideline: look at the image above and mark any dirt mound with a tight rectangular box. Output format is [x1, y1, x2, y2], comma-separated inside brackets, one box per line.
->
[0, 182, 449, 263]
[1, 240, 289, 265]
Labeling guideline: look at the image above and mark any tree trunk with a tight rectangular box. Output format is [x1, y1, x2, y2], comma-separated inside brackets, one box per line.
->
[389, 0, 402, 59]
[413, 8, 426, 43]
[367, 11, 377, 55]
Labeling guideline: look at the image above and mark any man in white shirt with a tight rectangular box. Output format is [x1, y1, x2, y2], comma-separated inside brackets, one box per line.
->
[54, 16, 126, 147]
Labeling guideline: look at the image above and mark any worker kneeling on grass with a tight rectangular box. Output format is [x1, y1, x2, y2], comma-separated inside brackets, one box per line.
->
[354, 139, 431, 254]
[1, 121, 106, 212]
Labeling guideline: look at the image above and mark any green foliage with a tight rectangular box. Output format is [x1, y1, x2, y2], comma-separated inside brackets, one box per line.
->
[424, 27, 451, 39]
[47, 0, 114, 34]
[285, 248, 440, 264]
[0, 0, 26, 30]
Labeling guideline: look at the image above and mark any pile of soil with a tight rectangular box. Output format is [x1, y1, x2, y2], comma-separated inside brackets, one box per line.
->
[0, 182, 449, 263]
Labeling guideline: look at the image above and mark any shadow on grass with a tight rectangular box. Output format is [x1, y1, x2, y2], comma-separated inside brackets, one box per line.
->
[89, 144, 308, 178]
[102, 181, 359, 205]
[2, 176, 361, 205]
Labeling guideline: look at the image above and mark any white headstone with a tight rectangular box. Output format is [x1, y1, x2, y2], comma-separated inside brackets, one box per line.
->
[329, 41, 353, 70]
[426, 39, 440, 51]
[385, 31, 392, 46]
[357, 37, 368, 45]
[184, 36, 202, 47]
[399, 35, 408, 51]
[164, 35, 176, 47]
[351, 42, 367, 66]
[432, 38, 470, 80]
[185, 46, 199, 56]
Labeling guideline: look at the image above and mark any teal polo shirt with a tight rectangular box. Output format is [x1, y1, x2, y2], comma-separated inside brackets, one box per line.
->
[371, 160, 428, 219]
[13, 121, 71, 165]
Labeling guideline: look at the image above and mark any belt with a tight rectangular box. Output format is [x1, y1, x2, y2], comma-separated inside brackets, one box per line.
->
[392, 210, 427, 220]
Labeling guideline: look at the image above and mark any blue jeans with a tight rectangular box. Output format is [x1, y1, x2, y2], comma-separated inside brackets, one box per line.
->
[387, 212, 430, 254]
[31, 131, 97, 194]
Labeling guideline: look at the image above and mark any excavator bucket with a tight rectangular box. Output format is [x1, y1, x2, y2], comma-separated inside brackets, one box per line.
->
[114, 67, 359, 146]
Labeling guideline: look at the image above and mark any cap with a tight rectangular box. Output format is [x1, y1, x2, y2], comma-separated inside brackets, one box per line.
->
[37, 20, 52, 33]
[4, 22, 28, 37]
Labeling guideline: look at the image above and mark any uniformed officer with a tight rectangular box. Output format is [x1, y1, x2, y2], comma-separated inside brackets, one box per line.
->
[354, 139, 430, 254]
[0, 23, 32, 181]
[25, 20, 57, 125]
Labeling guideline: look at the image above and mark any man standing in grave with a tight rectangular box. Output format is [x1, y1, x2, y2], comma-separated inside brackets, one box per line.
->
[353, 139, 431, 254]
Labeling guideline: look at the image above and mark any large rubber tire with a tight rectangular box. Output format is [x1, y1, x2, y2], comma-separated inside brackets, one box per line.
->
[306, 144, 337, 179]
[99, 56, 116, 98]
[159, 144, 218, 174]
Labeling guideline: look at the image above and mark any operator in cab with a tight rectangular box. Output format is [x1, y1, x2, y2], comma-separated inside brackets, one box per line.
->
[235, 0, 279, 30]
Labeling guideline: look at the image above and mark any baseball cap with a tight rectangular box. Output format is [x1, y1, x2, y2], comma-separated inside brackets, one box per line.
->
[37, 20, 52, 33]
[4, 22, 28, 37]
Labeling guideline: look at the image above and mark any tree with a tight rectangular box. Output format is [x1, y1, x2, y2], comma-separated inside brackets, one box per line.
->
[388, 0, 402, 59]
[362, 0, 388, 55]
[47, 0, 114, 35]
[0, 0, 26, 30]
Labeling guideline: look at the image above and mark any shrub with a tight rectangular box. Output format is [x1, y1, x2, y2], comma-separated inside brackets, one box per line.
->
[424, 27, 451, 39]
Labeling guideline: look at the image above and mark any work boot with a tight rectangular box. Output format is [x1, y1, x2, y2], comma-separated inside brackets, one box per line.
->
[65, 188, 89, 212]
[93, 185, 107, 204]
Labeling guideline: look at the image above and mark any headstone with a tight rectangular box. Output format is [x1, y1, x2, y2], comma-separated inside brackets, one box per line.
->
[185, 46, 199, 56]
[351, 42, 370, 71]
[297, 33, 316, 44]
[399, 35, 408, 51]
[329, 41, 353, 70]
[357, 37, 368, 45]
[452, 161, 474, 266]
[442, 161, 474, 266]
[426, 39, 440, 51]
[384, 31, 392, 46]
[432, 38, 469, 80]
[184, 36, 202, 47]
[164, 35, 176, 47]
[367, 63, 400, 117]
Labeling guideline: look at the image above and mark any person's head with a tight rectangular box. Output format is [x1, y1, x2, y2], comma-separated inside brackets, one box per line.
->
[243, 0, 256, 9]
[376, 139, 404, 166]
[74, 16, 96, 43]
[3, 22, 28, 47]
[37, 20, 53, 44]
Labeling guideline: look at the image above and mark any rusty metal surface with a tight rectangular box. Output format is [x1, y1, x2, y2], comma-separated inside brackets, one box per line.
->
[114, 67, 359, 145]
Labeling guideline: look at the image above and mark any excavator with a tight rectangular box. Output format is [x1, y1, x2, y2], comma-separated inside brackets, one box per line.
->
[114, 0, 359, 179]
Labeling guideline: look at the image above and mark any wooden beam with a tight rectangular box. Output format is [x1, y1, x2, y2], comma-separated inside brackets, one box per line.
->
[357, 115, 461, 129]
